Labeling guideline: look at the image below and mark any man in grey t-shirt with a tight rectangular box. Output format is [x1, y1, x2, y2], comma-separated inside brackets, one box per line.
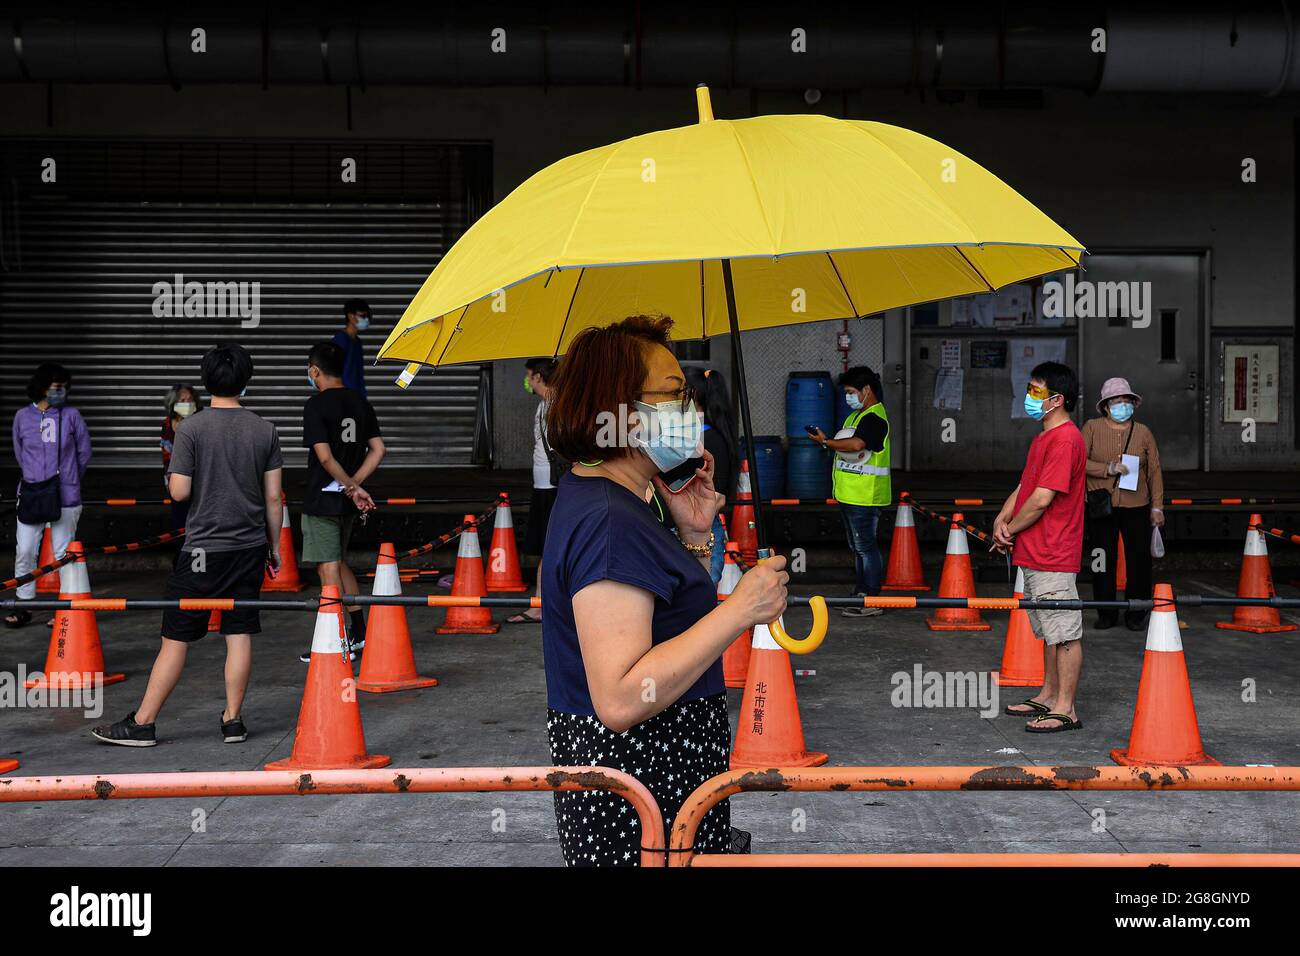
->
[94, 343, 284, 749]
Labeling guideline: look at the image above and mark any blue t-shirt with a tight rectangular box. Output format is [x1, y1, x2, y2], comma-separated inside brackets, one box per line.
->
[330, 330, 367, 397]
[541, 470, 725, 716]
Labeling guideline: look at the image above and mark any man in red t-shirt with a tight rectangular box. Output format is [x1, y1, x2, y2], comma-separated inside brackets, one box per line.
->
[993, 361, 1086, 733]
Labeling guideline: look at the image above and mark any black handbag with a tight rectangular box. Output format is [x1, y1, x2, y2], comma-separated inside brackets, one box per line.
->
[16, 409, 64, 525]
[1086, 422, 1134, 521]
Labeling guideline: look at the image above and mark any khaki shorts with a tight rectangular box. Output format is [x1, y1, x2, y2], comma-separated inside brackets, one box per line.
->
[300, 512, 356, 565]
[1021, 568, 1083, 646]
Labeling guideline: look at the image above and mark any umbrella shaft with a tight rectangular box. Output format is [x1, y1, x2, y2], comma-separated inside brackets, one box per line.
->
[723, 258, 767, 551]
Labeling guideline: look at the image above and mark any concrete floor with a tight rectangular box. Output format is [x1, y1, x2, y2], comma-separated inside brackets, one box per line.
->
[3, 564, 1300, 866]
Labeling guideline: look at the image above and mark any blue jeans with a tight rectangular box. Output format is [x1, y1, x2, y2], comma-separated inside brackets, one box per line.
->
[840, 504, 883, 596]
[708, 513, 727, 585]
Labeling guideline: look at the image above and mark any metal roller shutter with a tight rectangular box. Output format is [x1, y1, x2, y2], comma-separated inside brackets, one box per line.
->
[0, 138, 492, 468]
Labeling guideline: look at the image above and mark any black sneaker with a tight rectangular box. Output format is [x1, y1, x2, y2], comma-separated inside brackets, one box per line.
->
[91, 712, 157, 747]
[221, 714, 248, 743]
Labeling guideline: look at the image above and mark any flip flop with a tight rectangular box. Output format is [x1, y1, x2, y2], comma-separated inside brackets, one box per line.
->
[3, 609, 32, 629]
[1025, 713, 1082, 733]
[505, 612, 541, 624]
[1004, 699, 1051, 717]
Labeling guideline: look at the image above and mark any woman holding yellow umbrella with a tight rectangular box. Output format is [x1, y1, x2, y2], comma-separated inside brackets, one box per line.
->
[379, 86, 1082, 862]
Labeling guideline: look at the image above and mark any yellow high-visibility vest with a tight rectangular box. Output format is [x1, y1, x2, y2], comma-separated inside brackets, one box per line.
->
[831, 403, 891, 507]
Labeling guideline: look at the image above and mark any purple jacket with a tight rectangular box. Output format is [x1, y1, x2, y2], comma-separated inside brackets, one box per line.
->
[12, 404, 92, 508]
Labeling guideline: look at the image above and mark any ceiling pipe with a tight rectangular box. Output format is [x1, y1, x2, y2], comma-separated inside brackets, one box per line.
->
[0, 3, 1295, 94]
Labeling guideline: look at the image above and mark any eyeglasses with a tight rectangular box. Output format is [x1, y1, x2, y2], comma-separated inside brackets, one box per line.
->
[1025, 383, 1060, 401]
[638, 384, 699, 413]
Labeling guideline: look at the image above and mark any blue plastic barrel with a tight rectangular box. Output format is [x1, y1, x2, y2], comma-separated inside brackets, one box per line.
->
[785, 437, 832, 500]
[748, 436, 785, 500]
[785, 371, 836, 438]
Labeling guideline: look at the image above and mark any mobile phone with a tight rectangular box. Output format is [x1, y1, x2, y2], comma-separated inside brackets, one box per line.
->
[661, 456, 705, 494]
[265, 554, 280, 579]
[803, 424, 819, 437]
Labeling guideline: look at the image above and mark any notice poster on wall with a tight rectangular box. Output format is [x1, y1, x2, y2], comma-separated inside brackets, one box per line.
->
[1223, 344, 1280, 423]
[934, 367, 964, 411]
[1008, 337, 1067, 419]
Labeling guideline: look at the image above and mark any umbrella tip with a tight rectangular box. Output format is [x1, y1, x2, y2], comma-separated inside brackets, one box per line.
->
[695, 84, 714, 123]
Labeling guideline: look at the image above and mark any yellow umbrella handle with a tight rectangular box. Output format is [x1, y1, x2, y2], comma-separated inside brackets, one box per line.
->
[768, 596, 828, 655]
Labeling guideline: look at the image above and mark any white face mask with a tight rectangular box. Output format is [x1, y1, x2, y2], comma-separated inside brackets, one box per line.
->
[630, 400, 704, 473]
[174, 402, 196, 418]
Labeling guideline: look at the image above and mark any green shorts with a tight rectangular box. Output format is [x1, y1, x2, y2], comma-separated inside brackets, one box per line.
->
[300, 512, 356, 565]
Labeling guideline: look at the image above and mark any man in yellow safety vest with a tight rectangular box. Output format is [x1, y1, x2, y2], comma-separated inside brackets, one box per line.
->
[808, 366, 891, 618]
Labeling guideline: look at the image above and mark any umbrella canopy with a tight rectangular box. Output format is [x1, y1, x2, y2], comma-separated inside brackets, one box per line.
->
[378, 86, 1082, 369]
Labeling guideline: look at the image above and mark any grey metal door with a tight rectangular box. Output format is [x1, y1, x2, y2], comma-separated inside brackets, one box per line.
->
[1079, 253, 1204, 471]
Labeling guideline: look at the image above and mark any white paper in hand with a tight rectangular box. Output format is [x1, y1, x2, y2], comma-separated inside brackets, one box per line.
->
[321, 479, 345, 493]
[1118, 454, 1140, 491]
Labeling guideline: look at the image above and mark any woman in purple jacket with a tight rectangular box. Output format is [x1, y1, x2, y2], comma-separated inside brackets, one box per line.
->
[6, 363, 92, 628]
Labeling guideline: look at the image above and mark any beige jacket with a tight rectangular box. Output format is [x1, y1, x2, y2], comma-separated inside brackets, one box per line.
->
[1081, 417, 1164, 510]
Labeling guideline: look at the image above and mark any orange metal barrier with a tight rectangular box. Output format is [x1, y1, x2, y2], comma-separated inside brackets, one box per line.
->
[0, 766, 665, 867]
[669, 765, 1300, 867]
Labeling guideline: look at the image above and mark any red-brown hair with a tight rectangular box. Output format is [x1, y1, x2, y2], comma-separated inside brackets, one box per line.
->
[546, 314, 675, 463]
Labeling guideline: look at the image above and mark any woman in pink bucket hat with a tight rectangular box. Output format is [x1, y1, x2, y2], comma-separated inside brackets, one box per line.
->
[1081, 377, 1166, 631]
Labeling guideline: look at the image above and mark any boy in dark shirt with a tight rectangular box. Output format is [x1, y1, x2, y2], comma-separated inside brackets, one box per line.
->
[299, 342, 385, 661]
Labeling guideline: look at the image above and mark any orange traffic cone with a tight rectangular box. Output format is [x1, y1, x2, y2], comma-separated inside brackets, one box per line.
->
[437, 515, 500, 635]
[729, 460, 758, 567]
[925, 514, 990, 632]
[207, 609, 222, 632]
[262, 493, 302, 592]
[266, 585, 390, 770]
[996, 568, 1044, 686]
[719, 549, 751, 688]
[25, 543, 126, 690]
[0, 759, 17, 774]
[883, 497, 929, 591]
[36, 525, 59, 594]
[485, 493, 528, 592]
[1217, 515, 1296, 634]
[358, 543, 438, 693]
[1115, 531, 1128, 593]
[1112, 583, 1218, 766]
[730, 621, 828, 769]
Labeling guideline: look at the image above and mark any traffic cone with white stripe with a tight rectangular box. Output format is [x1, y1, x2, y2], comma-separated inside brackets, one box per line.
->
[925, 514, 990, 631]
[995, 568, 1044, 686]
[358, 543, 438, 693]
[883, 497, 928, 591]
[1111, 583, 1218, 766]
[485, 493, 528, 592]
[730, 620, 828, 769]
[262, 493, 302, 592]
[729, 460, 759, 567]
[0, 759, 17, 774]
[719, 549, 751, 688]
[437, 515, 500, 634]
[266, 585, 390, 770]
[25, 543, 126, 690]
[1216, 514, 1296, 633]
[36, 525, 60, 593]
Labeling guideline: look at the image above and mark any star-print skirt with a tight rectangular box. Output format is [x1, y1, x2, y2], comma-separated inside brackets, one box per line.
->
[547, 691, 732, 867]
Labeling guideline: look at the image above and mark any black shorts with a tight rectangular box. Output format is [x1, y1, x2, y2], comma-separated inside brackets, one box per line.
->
[523, 486, 557, 557]
[162, 544, 267, 642]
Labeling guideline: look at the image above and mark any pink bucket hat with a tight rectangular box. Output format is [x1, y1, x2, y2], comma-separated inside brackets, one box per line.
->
[1097, 376, 1142, 414]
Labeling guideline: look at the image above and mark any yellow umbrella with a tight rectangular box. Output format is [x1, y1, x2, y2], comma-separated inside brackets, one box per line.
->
[379, 85, 1082, 651]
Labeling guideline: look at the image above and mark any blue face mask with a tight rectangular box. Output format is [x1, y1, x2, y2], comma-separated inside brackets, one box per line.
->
[632, 400, 703, 473]
[845, 391, 863, 410]
[1024, 394, 1047, 420]
[1109, 402, 1134, 423]
[45, 388, 67, 408]
[355, 316, 371, 332]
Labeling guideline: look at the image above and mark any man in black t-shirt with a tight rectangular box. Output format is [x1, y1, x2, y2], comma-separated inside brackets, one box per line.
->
[299, 342, 385, 661]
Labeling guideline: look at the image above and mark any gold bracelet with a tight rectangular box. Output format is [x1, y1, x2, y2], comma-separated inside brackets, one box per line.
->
[675, 529, 715, 557]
